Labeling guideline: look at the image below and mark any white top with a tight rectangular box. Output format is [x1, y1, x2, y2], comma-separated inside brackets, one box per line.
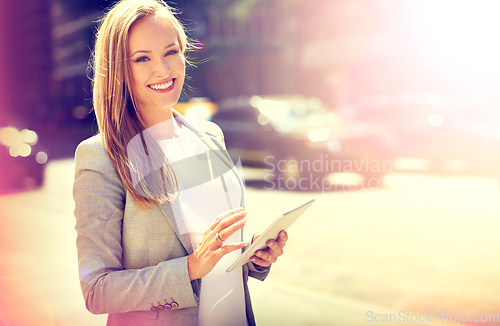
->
[159, 123, 248, 326]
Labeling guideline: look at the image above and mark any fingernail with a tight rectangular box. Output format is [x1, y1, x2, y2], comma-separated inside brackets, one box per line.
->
[267, 240, 274, 247]
[280, 231, 286, 237]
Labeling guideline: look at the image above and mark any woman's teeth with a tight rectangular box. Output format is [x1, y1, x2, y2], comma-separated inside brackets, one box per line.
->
[149, 80, 173, 90]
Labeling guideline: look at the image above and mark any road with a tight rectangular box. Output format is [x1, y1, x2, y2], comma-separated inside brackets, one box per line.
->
[1, 159, 500, 325]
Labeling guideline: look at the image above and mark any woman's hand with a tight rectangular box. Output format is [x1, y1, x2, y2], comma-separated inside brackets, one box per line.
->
[250, 230, 288, 267]
[188, 208, 248, 280]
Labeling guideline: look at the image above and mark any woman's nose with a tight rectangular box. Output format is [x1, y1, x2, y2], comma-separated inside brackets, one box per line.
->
[154, 59, 171, 77]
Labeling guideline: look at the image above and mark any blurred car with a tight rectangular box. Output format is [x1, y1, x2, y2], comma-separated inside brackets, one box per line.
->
[340, 92, 500, 177]
[210, 95, 387, 189]
[340, 93, 450, 160]
[0, 126, 49, 193]
[174, 97, 217, 121]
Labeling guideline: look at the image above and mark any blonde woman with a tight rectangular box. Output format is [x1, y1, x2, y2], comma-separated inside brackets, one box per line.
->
[73, 0, 288, 325]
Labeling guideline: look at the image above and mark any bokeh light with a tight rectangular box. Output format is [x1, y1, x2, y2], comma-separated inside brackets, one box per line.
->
[0, 127, 21, 147]
[36, 151, 49, 165]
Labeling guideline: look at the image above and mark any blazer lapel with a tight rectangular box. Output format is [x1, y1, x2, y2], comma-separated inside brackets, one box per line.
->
[172, 111, 233, 165]
[173, 110, 246, 208]
[157, 200, 195, 254]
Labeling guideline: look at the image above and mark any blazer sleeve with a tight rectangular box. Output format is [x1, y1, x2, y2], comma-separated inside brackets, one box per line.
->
[73, 136, 198, 315]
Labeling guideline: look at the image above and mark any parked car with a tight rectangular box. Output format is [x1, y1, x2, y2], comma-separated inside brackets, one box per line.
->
[210, 95, 388, 189]
[0, 126, 48, 193]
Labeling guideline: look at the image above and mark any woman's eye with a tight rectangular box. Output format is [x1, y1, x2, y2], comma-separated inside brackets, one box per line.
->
[165, 49, 179, 56]
[135, 56, 149, 63]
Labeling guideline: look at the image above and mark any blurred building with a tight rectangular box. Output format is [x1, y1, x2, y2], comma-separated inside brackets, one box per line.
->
[0, 0, 52, 128]
[1, 0, 404, 131]
[49, 0, 105, 135]
[189, 1, 297, 101]
[3, 0, 474, 135]
[188, 0, 419, 107]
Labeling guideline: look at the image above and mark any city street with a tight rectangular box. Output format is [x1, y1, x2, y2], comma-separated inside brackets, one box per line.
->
[2, 0, 500, 325]
[1, 159, 500, 325]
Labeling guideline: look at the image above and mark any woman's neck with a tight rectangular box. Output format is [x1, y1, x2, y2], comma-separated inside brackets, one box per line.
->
[144, 110, 183, 140]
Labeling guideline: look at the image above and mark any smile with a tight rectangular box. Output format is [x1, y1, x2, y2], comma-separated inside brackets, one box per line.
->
[148, 80, 174, 90]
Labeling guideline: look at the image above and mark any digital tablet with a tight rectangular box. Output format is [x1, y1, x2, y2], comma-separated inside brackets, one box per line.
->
[226, 199, 315, 273]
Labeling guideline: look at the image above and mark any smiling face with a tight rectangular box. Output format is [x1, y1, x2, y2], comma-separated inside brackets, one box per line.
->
[128, 15, 185, 126]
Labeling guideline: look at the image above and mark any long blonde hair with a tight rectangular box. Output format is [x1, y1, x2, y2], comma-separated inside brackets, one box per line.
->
[91, 0, 191, 209]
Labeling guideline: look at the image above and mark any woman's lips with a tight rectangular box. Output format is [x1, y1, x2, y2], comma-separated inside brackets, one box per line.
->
[148, 79, 174, 91]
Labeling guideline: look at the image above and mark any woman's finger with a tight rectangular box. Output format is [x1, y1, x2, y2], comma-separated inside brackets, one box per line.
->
[250, 253, 274, 266]
[215, 217, 247, 242]
[275, 230, 288, 248]
[251, 245, 278, 266]
[251, 231, 288, 266]
[213, 210, 247, 234]
[218, 242, 247, 255]
[204, 210, 246, 239]
[208, 208, 245, 231]
[265, 239, 283, 257]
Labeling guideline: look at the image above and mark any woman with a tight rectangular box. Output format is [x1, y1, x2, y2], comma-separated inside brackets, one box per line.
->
[73, 0, 287, 325]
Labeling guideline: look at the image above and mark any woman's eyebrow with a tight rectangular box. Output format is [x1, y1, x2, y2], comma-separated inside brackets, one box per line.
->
[131, 50, 150, 57]
[164, 42, 178, 49]
[130, 43, 178, 57]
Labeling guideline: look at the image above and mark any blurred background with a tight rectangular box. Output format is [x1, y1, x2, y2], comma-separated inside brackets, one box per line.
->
[1, 0, 500, 325]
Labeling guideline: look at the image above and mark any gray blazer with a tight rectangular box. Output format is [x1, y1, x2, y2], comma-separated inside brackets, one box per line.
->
[73, 112, 269, 326]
